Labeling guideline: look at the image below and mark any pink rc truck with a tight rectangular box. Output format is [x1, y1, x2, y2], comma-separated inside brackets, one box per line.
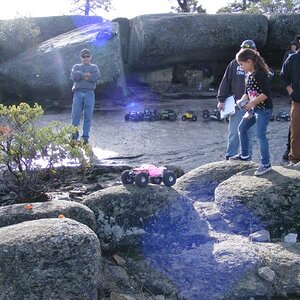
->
[121, 164, 177, 187]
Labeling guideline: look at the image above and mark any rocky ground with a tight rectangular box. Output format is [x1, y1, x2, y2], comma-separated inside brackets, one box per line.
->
[40, 93, 291, 173]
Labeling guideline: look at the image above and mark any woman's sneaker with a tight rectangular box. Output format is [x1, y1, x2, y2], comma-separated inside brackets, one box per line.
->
[229, 154, 251, 161]
[254, 164, 272, 176]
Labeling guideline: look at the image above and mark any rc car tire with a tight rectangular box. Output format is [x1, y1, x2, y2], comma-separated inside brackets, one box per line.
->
[135, 172, 149, 187]
[275, 115, 281, 121]
[125, 114, 129, 121]
[202, 110, 210, 119]
[286, 116, 291, 121]
[182, 116, 187, 121]
[162, 170, 176, 187]
[121, 170, 134, 184]
[169, 114, 177, 121]
[150, 177, 163, 184]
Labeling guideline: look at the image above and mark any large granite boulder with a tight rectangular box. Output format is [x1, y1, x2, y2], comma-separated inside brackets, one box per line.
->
[0, 22, 126, 108]
[264, 14, 300, 66]
[215, 165, 300, 236]
[0, 200, 96, 230]
[0, 218, 101, 299]
[174, 160, 258, 202]
[83, 184, 210, 253]
[0, 15, 103, 63]
[128, 13, 268, 71]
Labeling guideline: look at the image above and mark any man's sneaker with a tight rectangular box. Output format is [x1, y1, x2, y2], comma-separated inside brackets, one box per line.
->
[282, 149, 289, 161]
[82, 138, 89, 145]
[254, 164, 272, 176]
[229, 154, 251, 161]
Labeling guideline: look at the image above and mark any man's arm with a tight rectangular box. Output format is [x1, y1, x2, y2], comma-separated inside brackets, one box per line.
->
[87, 65, 101, 83]
[70, 64, 82, 82]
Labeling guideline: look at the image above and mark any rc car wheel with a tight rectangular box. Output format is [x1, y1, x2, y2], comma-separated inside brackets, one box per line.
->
[125, 114, 129, 121]
[150, 177, 163, 184]
[275, 115, 281, 121]
[182, 116, 187, 121]
[169, 114, 177, 121]
[162, 170, 176, 187]
[121, 170, 134, 184]
[135, 172, 149, 187]
[286, 116, 291, 121]
[202, 110, 210, 119]
[192, 116, 197, 121]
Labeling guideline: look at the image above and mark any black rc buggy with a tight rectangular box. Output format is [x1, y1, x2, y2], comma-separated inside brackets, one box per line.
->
[160, 109, 177, 121]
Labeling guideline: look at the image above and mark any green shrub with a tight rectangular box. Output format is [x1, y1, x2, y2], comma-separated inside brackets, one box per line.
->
[0, 102, 89, 203]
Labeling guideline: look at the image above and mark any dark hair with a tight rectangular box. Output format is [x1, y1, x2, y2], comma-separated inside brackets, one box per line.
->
[295, 34, 300, 42]
[236, 48, 269, 75]
[290, 41, 297, 46]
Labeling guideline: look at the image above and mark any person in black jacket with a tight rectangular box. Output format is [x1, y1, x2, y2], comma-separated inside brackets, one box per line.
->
[217, 40, 257, 160]
[281, 48, 300, 166]
[281, 41, 297, 160]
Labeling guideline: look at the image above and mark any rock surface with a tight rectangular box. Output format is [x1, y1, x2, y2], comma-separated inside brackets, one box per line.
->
[0, 218, 101, 299]
[84, 184, 209, 253]
[215, 165, 300, 237]
[0, 22, 125, 107]
[0, 199, 97, 230]
[128, 13, 268, 70]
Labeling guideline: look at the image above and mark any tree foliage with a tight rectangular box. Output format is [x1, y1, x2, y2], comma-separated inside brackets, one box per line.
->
[71, 0, 112, 15]
[0, 103, 89, 203]
[217, 0, 299, 14]
[169, 0, 206, 13]
[0, 17, 40, 63]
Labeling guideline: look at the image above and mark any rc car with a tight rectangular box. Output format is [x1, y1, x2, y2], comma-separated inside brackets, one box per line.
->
[121, 164, 177, 187]
[125, 109, 160, 121]
[124, 111, 144, 121]
[275, 111, 290, 121]
[182, 110, 197, 121]
[202, 109, 229, 122]
[160, 109, 177, 121]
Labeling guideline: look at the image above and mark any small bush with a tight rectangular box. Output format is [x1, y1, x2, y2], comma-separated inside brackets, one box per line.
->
[0, 102, 89, 203]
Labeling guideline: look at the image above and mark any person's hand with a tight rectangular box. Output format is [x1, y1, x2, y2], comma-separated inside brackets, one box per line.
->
[217, 102, 225, 111]
[244, 101, 255, 111]
[83, 73, 91, 80]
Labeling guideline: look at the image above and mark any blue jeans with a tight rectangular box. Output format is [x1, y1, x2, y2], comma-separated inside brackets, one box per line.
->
[238, 108, 272, 165]
[71, 90, 95, 140]
[226, 108, 254, 158]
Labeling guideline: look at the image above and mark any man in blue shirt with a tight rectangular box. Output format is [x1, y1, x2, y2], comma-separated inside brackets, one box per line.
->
[70, 48, 101, 144]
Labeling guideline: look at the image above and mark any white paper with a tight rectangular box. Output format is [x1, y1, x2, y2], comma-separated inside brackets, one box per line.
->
[221, 95, 235, 119]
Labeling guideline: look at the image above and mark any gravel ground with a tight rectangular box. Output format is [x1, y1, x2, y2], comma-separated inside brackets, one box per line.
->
[40, 96, 291, 173]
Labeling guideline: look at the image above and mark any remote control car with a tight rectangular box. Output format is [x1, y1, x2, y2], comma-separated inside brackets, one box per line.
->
[125, 109, 160, 121]
[143, 109, 160, 121]
[202, 109, 229, 122]
[182, 110, 197, 121]
[121, 164, 177, 187]
[275, 111, 290, 121]
[160, 109, 177, 121]
[125, 111, 144, 121]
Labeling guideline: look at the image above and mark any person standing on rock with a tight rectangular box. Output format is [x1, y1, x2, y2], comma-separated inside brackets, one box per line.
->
[281, 41, 297, 161]
[230, 48, 273, 176]
[216, 40, 257, 160]
[70, 48, 100, 144]
[281, 45, 300, 166]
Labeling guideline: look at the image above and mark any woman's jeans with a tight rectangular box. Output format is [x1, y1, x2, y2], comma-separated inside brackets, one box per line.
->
[71, 90, 95, 140]
[227, 108, 254, 158]
[238, 108, 272, 165]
